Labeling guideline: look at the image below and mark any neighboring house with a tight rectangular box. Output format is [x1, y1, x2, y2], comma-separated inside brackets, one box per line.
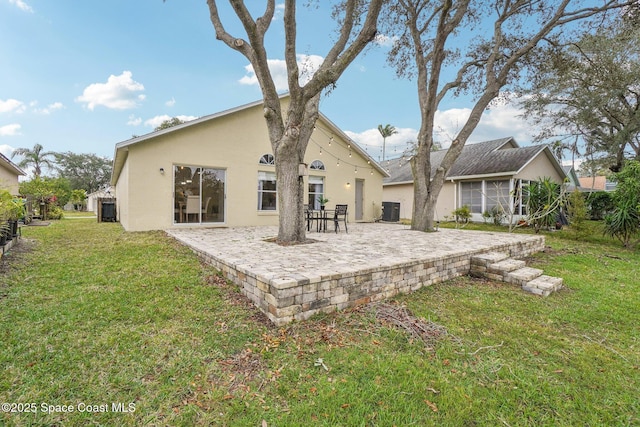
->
[110, 97, 387, 232]
[578, 176, 617, 192]
[563, 165, 581, 192]
[0, 152, 26, 195]
[382, 137, 567, 222]
[87, 187, 115, 214]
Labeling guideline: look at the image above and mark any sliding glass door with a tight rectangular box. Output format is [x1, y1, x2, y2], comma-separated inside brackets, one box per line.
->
[174, 165, 225, 224]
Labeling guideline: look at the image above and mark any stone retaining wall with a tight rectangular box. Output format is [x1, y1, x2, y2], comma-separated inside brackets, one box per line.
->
[189, 235, 545, 326]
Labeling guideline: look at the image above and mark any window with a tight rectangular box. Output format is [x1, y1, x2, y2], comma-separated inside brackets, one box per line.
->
[258, 171, 277, 210]
[308, 176, 324, 209]
[485, 180, 510, 213]
[259, 154, 275, 165]
[514, 179, 530, 215]
[174, 165, 225, 224]
[310, 160, 325, 170]
[460, 181, 483, 213]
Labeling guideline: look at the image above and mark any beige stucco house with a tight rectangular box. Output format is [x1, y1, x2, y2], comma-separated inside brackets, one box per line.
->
[111, 98, 387, 232]
[382, 137, 567, 222]
[0, 152, 26, 195]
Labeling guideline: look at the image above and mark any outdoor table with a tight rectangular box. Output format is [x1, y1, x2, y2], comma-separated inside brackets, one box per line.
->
[306, 209, 335, 232]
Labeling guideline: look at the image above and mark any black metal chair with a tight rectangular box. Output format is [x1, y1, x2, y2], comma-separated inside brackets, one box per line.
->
[333, 204, 348, 233]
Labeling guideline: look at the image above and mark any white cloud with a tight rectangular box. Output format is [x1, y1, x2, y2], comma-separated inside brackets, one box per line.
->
[0, 144, 15, 157]
[0, 124, 22, 136]
[272, 3, 285, 21]
[143, 114, 198, 129]
[0, 98, 26, 114]
[345, 102, 540, 160]
[76, 71, 145, 110]
[345, 127, 418, 160]
[127, 115, 142, 126]
[433, 103, 536, 146]
[9, 0, 33, 13]
[34, 102, 64, 115]
[374, 34, 398, 47]
[239, 54, 324, 91]
[165, 97, 176, 107]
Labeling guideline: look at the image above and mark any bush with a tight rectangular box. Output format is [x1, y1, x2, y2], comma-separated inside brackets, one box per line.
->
[567, 189, 588, 234]
[603, 160, 640, 247]
[47, 204, 65, 220]
[585, 191, 614, 220]
[489, 205, 505, 225]
[452, 205, 471, 228]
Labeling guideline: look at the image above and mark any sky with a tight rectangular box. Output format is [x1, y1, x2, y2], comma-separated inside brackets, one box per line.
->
[0, 0, 545, 172]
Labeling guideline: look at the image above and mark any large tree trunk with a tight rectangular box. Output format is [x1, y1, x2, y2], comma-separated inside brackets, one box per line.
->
[273, 94, 320, 243]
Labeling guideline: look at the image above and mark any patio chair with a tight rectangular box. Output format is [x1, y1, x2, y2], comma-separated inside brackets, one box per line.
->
[185, 195, 200, 222]
[333, 204, 348, 233]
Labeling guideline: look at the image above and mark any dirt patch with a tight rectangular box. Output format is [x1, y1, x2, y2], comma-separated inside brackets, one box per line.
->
[204, 271, 273, 328]
[0, 238, 36, 276]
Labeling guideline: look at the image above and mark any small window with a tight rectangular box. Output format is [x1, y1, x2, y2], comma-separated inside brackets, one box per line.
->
[310, 160, 325, 170]
[259, 154, 275, 165]
[258, 171, 277, 210]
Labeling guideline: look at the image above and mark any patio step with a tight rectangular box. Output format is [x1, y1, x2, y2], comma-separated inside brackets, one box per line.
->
[470, 253, 563, 297]
[523, 275, 564, 297]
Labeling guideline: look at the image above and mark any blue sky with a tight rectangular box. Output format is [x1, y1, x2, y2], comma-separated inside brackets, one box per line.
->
[1, 0, 541, 169]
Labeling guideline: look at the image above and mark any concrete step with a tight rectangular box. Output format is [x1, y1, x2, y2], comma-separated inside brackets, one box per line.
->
[470, 252, 510, 278]
[489, 258, 527, 273]
[523, 275, 564, 297]
[470, 252, 510, 267]
[505, 267, 544, 287]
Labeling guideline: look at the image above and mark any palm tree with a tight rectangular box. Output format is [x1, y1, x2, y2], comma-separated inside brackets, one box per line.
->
[377, 124, 398, 161]
[11, 143, 56, 178]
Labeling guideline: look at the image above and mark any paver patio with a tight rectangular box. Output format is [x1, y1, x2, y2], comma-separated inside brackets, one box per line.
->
[167, 223, 545, 325]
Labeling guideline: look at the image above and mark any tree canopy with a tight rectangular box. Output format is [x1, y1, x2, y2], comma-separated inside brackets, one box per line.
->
[522, 12, 640, 173]
[11, 143, 56, 178]
[54, 152, 112, 194]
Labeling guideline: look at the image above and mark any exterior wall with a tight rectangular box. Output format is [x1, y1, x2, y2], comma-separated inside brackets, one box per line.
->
[383, 180, 457, 222]
[0, 165, 20, 195]
[382, 183, 413, 220]
[515, 153, 564, 182]
[117, 103, 384, 231]
[114, 157, 130, 229]
[436, 181, 456, 220]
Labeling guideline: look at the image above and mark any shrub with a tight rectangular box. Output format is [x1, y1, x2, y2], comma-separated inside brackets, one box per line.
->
[452, 205, 471, 228]
[47, 204, 65, 220]
[567, 189, 588, 235]
[585, 191, 614, 220]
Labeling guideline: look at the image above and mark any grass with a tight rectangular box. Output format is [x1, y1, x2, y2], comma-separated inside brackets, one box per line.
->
[1, 218, 638, 426]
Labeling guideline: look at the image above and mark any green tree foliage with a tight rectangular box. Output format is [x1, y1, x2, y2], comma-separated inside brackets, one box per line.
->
[54, 152, 112, 194]
[524, 177, 565, 233]
[377, 124, 398, 161]
[522, 13, 640, 172]
[10, 143, 56, 178]
[19, 177, 72, 219]
[604, 160, 640, 247]
[585, 191, 614, 220]
[70, 189, 88, 211]
[567, 189, 588, 235]
[154, 117, 186, 131]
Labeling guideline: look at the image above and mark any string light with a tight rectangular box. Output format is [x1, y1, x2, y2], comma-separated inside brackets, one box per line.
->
[310, 123, 384, 176]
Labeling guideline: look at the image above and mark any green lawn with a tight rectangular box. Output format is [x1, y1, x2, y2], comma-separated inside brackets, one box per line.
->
[1, 219, 638, 426]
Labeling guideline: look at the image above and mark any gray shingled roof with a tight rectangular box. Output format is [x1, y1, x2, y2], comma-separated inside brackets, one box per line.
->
[383, 137, 558, 184]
